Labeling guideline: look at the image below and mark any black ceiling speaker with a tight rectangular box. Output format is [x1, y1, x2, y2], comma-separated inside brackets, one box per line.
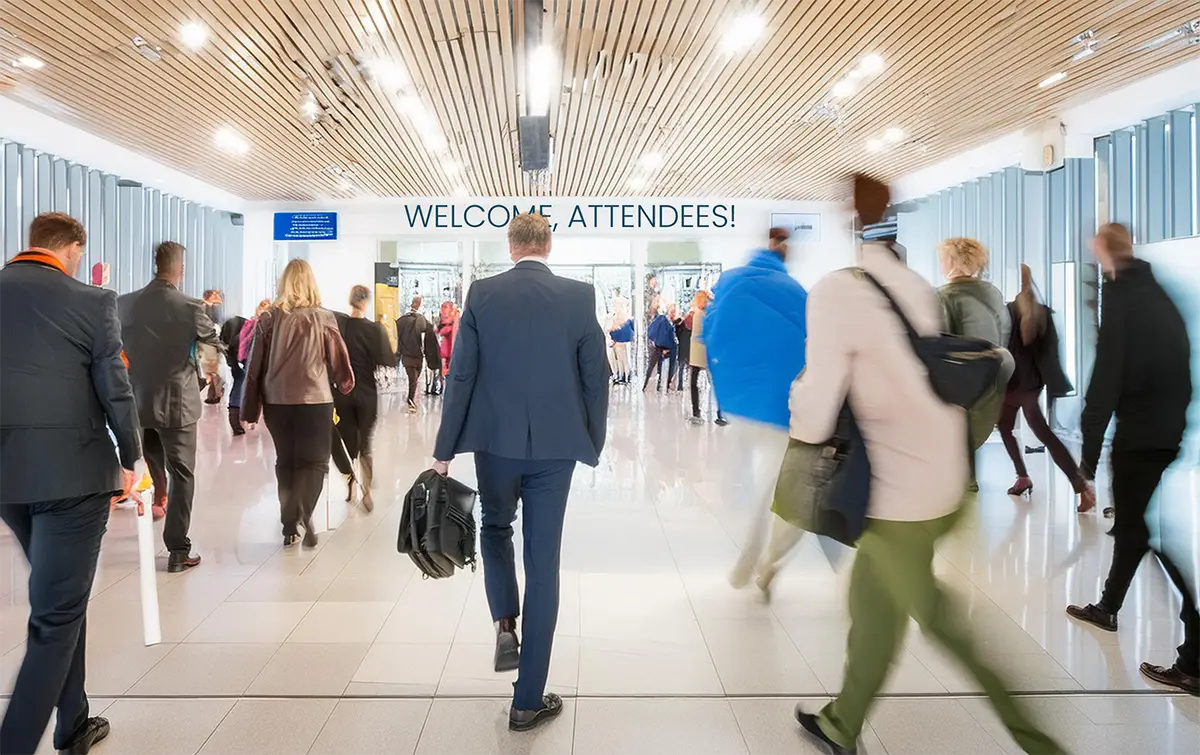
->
[518, 115, 550, 172]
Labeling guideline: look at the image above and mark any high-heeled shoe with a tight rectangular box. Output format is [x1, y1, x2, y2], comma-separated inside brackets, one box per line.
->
[1007, 477, 1033, 497]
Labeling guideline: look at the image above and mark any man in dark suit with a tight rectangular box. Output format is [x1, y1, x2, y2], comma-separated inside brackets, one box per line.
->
[118, 241, 220, 573]
[433, 213, 609, 732]
[0, 213, 141, 754]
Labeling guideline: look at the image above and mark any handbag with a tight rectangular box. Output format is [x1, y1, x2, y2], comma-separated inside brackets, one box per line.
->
[773, 404, 871, 547]
[398, 470, 478, 579]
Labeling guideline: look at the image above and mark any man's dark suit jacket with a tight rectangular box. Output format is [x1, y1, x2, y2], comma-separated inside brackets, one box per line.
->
[433, 259, 610, 466]
[0, 254, 141, 504]
[118, 278, 222, 430]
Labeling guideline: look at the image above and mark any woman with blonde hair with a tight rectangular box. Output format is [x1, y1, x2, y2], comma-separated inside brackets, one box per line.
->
[938, 237, 1012, 488]
[1001, 265, 1095, 509]
[242, 259, 354, 548]
[687, 290, 726, 425]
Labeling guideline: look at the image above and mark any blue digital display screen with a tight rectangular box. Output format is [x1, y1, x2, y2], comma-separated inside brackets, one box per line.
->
[273, 212, 338, 241]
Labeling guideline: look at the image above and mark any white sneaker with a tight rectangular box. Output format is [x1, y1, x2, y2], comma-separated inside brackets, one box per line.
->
[729, 557, 753, 589]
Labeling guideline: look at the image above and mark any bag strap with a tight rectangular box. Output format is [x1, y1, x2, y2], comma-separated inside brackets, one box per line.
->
[855, 268, 921, 347]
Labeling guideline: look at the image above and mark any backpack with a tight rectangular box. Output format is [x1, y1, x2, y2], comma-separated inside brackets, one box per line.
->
[859, 269, 1003, 409]
[397, 470, 478, 579]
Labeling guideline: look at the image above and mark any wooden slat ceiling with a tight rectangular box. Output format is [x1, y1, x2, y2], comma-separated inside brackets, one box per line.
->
[1, 0, 1198, 202]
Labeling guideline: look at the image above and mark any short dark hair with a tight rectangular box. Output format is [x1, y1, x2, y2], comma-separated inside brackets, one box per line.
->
[349, 285, 371, 308]
[29, 212, 86, 251]
[155, 241, 185, 274]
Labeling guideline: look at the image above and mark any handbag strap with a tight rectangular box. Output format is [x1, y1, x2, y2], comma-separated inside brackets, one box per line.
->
[855, 268, 921, 347]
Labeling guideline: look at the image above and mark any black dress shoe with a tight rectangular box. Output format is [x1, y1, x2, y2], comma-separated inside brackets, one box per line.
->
[166, 551, 201, 573]
[1140, 662, 1199, 696]
[495, 617, 520, 673]
[59, 716, 110, 754]
[795, 707, 855, 755]
[1066, 603, 1118, 632]
[509, 693, 563, 732]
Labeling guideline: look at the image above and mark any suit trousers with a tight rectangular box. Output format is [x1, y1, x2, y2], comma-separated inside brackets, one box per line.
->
[474, 453, 576, 710]
[143, 424, 198, 554]
[0, 494, 110, 754]
[263, 403, 333, 537]
[1099, 448, 1199, 677]
[331, 390, 379, 480]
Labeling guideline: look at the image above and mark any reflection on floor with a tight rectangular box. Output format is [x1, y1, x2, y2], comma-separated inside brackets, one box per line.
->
[2, 387, 1198, 754]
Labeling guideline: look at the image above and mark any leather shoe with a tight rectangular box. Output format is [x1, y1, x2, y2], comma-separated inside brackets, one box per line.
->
[509, 693, 563, 732]
[795, 707, 855, 755]
[167, 551, 201, 573]
[58, 716, 109, 754]
[1066, 603, 1118, 632]
[495, 617, 520, 673]
[1140, 662, 1199, 696]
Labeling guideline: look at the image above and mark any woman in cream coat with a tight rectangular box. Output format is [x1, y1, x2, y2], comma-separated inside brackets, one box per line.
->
[788, 176, 1061, 755]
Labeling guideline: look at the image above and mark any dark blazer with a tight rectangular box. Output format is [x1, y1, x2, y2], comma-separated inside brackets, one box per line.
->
[0, 253, 141, 503]
[433, 260, 610, 466]
[118, 278, 222, 430]
[1081, 259, 1192, 476]
[1006, 301, 1072, 399]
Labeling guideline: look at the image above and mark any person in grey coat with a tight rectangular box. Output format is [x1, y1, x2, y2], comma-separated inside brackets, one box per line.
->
[0, 213, 141, 755]
[119, 241, 221, 573]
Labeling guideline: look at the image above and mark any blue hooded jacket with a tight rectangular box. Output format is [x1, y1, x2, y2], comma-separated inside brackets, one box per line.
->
[704, 249, 807, 429]
[609, 319, 635, 343]
[647, 313, 677, 349]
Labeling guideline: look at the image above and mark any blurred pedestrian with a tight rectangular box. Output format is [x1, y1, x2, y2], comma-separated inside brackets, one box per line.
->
[687, 291, 725, 426]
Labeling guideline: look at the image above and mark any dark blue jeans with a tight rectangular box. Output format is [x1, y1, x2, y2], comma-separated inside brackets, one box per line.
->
[474, 454, 575, 710]
[0, 493, 110, 754]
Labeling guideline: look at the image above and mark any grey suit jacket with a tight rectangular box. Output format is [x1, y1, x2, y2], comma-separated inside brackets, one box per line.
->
[0, 256, 142, 503]
[119, 279, 222, 429]
[433, 260, 610, 466]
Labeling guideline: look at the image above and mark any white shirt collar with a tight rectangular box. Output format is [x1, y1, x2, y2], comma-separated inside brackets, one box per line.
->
[515, 256, 550, 268]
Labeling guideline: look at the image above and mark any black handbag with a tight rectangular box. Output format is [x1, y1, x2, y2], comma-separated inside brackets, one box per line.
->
[859, 270, 1004, 409]
[397, 470, 478, 579]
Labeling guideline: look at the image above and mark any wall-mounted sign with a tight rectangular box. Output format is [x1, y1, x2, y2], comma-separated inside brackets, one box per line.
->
[770, 212, 821, 243]
[273, 211, 338, 241]
[397, 202, 738, 233]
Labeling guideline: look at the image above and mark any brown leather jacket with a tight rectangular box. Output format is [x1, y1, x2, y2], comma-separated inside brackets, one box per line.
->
[241, 307, 353, 422]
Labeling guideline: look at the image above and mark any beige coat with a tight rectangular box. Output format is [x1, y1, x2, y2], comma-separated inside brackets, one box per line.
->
[689, 308, 709, 368]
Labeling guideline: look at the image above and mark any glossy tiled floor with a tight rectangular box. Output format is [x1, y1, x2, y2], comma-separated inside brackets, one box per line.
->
[2, 385, 1198, 754]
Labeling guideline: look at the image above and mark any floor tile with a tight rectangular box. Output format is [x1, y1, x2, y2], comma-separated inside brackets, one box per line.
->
[96, 698, 234, 755]
[309, 699, 431, 755]
[246, 642, 369, 696]
[198, 698, 335, 755]
[351, 643, 451, 695]
[577, 637, 723, 695]
[186, 601, 312, 643]
[285, 601, 392, 643]
[128, 643, 279, 695]
[415, 698, 575, 755]
[574, 698, 749, 755]
[868, 698, 1007, 755]
[731, 698, 887, 755]
[437, 637, 579, 696]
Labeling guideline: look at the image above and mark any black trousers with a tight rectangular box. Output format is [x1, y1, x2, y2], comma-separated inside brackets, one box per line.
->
[331, 390, 379, 475]
[998, 390, 1085, 492]
[0, 494, 110, 754]
[263, 403, 333, 537]
[1099, 447, 1199, 677]
[403, 362, 422, 403]
[689, 366, 724, 420]
[143, 424, 198, 554]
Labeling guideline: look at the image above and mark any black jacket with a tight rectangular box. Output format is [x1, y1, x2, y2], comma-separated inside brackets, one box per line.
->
[0, 253, 142, 503]
[1006, 301, 1072, 399]
[395, 310, 435, 367]
[221, 315, 247, 370]
[1081, 259, 1191, 476]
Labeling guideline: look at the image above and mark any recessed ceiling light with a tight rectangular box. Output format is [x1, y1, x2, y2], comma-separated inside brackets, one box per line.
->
[14, 55, 45, 69]
[1039, 72, 1067, 89]
[720, 12, 766, 55]
[214, 126, 250, 156]
[858, 53, 885, 76]
[640, 152, 664, 170]
[831, 79, 857, 99]
[179, 22, 208, 50]
[299, 92, 319, 120]
[423, 129, 447, 152]
[627, 176, 648, 191]
[442, 159, 461, 175]
[884, 126, 905, 143]
[866, 138, 886, 153]
[452, 185, 469, 198]
[365, 58, 407, 90]
[336, 178, 355, 193]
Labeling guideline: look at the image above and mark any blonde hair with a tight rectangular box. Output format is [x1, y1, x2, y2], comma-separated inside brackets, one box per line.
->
[692, 290, 711, 310]
[938, 237, 989, 278]
[274, 258, 322, 311]
[1014, 264, 1046, 346]
[507, 213, 551, 254]
[1096, 222, 1133, 259]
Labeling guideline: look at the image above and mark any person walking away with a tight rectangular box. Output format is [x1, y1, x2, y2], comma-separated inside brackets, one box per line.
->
[332, 285, 394, 512]
[239, 299, 271, 365]
[200, 289, 225, 403]
[609, 314, 634, 384]
[433, 213, 609, 732]
[1066, 223, 1197, 696]
[0, 213, 141, 755]
[435, 300, 458, 396]
[642, 299, 678, 391]
[792, 174, 1063, 755]
[119, 241, 219, 572]
[687, 291, 726, 426]
[674, 304, 691, 391]
[1000, 264, 1095, 510]
[937, 237, 1012, 490]
[396, 295, 435, 412]
[220, 309, 248, 436]
[242, 259, 354, 548]
[704, 227, 807, 599]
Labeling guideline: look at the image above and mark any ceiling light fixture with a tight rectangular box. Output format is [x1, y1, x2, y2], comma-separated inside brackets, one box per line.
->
[299, 91, 320, 121]
[721, 12, 766, 55]
[857, 52, 885, 75]
[527, 44, 557, 115]
[214, 126, 251, 156]
[884, 126, 905, 143]
[179, 22, 208, 50]
[452, 185, 469, 198]
[866, 138, 886, 153]
[422, 129, 447, 152]
[1038, 71, 1067, 89]
[831, 79, 857, 99]
[442, 159, 461, 175]
[639, 152, 664, 170]
[13, 55, 45, 69]
[627, 176, 648, 191]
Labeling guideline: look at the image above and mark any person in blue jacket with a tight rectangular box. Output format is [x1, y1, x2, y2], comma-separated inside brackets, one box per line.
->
[608, 316, 635, 384]
[704, 226, 808, 600]
[643, 298, 679, 392]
